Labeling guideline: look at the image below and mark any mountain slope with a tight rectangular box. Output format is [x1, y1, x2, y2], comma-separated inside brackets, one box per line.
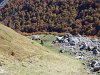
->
[0, 23, 92, 75]
[0, 23, 47, 60]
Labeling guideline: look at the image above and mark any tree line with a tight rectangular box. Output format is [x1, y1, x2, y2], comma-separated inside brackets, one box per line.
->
[0, 0, 100, 36]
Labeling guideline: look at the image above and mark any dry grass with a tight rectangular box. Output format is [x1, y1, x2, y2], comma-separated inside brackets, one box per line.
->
[0, 23, 48, 60]
[0, 23, 93, 75]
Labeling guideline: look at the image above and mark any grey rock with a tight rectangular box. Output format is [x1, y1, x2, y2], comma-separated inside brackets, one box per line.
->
[32, 35, 41, 40]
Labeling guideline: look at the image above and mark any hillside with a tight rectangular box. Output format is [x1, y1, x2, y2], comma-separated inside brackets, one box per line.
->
[0, 22, 46, 60]
[0, 0, 100, 36]
[0, 23, 94, 75]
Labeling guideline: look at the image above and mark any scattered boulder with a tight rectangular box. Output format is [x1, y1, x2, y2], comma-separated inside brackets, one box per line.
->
[65, 33, 73, 38]
[75, 52, 85, 59]
[68, 37, 80, 46]
[92, 47, 100, 55]
[91, 38, 98, 43]
[75, 34, 82, 37]
[89, 60, 100, 72]
[55, 36, 64, 43]
[80, 42, 87, 50]
[32, 35, 41, 40]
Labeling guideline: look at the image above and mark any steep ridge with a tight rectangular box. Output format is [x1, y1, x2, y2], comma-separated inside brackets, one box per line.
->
[0, 23, 93, 75]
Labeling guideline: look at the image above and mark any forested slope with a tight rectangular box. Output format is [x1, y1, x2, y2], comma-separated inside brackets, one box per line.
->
[0, 0, 100, 36]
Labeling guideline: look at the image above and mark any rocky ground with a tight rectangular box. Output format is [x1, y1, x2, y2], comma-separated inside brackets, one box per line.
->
[30, 34, 100, 75]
